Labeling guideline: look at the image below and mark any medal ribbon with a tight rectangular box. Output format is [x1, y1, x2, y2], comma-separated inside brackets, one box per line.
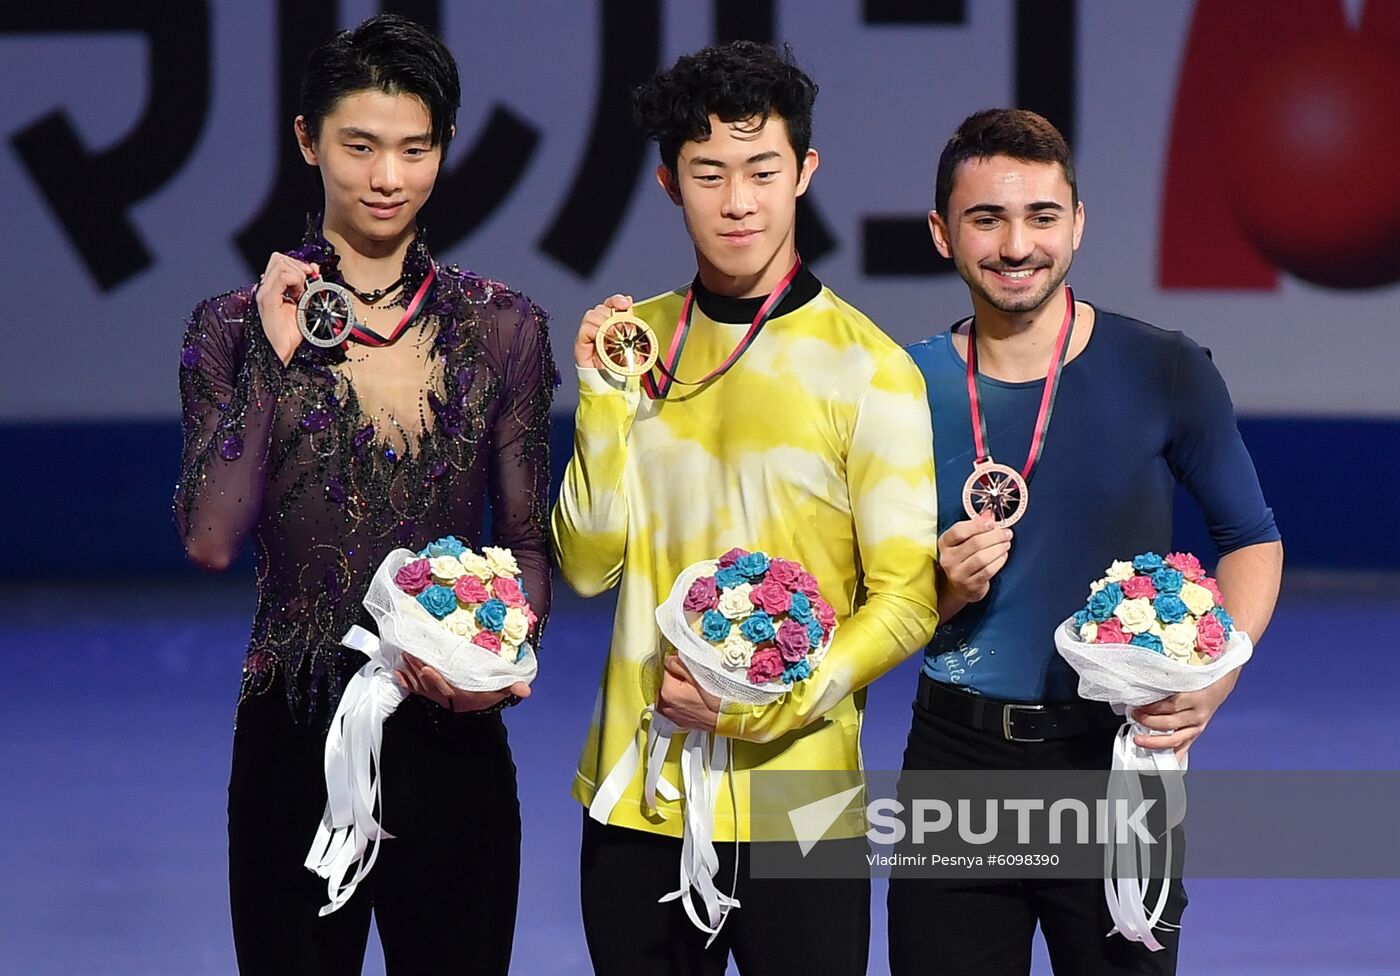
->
[641, 258, 802, 401]
[965, 285, 1076, 480]
[343, 264, 438, 348]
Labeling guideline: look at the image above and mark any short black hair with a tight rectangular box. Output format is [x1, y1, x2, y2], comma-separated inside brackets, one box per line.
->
[935, 109, 1077, 217]
[300, 14, 461, 151]
[632, 41, 818, 175]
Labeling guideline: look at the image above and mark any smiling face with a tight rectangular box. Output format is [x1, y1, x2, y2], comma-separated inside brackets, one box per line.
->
[297, 89, 444, 253]
[659, 113, 818, 298]
[930, 155, 1084, 316]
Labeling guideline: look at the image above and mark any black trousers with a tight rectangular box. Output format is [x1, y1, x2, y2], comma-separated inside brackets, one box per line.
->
[228, 681, 521, 975]
[580, 814, 870, 976]
[886, 677, 1187, 976]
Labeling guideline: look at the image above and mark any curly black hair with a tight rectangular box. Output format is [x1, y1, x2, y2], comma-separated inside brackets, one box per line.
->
[300, 14, 461, 152]
[632, 41, 818, 175]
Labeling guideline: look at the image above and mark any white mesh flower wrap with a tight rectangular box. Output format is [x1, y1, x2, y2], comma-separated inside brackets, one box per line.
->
[590, 556, 835, 945]
[1054, 618, 1252, 951]
[304, 548, 537, 915]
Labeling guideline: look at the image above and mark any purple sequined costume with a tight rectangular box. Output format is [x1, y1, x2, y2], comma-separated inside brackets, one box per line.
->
[174, 228, 555, 724]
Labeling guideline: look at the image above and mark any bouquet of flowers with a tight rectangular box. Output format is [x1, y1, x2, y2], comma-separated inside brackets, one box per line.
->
[305, 536, 539, 915]
[670, 547, 835, 698]
[1054, 551, 1252, 951]
[589, 547, 836, 943]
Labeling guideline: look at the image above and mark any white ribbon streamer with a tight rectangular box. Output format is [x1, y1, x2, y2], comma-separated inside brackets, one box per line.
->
[588, 707, 680, 823]
[303, 625, 407, 916]
[588, 710, 740, 947]
[1101, 717, 1187, 951]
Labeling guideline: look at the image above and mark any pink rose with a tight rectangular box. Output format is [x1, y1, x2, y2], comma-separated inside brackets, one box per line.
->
[1095, 618, 1130, 645]
[394, 559, 433, 595]
[812, 597, 837, 630]
[747, 648, 785, 684]
[1195, 612, 1226, 657]
[454, 575, 490, 605]
[1200, 576, 1225, 605]
[683, 576, 720, 612]
[524, 604, 538, 629]
[1165, 552, 1205, 581]
[749, 578, 792, 616]
[472, 631, 502, 653]
[718, 547, 748, 568]
[794, 572, 822, 600]
[766, 558, 803, 590]
[775, 619, 811, 663]
[492, 576, 528, 608]
[1121, 576, 1157, 601]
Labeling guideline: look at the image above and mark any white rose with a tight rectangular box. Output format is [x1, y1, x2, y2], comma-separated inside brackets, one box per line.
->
[1114, 597, 1156, 635]
[502, 606, 530, 648]
[1179, 581, 1214, 618]
[720, 631, 756, 669]
[429, 555, 466, 581]
[443, 608, 479, 639]
[482, 546, 521, 578]
[1088, 577, 1109, 595]
[717, 583, 755, 620]
[1079, 621, 1099, 643]
[459, 550, 494, 581]
[1105, 560, 1136, 583]
[1161, 621, 1197, 661]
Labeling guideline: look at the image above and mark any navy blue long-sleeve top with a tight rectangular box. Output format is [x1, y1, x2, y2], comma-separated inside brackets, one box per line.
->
[907, 306, 1279, 702]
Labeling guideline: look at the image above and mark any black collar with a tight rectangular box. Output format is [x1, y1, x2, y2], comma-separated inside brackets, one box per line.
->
[691, 264, 822, 323]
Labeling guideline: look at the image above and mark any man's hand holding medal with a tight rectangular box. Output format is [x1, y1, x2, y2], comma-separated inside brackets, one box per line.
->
[255, 252, 321, 366]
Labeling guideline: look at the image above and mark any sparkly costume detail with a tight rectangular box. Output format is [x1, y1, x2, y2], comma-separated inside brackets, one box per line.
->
[176, 226, 554, 725]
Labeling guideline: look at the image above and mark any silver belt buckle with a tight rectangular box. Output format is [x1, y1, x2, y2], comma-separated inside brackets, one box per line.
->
[1002, 702, 1047, 742]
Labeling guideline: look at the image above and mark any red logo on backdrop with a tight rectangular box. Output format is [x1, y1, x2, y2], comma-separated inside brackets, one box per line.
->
[1160, 0, 1400, 290]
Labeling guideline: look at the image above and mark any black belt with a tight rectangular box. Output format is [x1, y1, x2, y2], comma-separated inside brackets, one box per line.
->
[917, 674, 1120, 743]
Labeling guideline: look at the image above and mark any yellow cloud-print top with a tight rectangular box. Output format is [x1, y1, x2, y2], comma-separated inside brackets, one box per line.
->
[552, 282, 939, 841]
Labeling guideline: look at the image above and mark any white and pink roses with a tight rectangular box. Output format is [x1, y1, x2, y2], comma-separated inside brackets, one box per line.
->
[678, 547, 834, 687]
[391, 536, 537, 662]
[1071, 551, 1234, 665]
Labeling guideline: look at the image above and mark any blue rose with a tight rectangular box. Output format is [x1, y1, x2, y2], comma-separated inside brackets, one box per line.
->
[806, 618, 824, 649]
[1151, 567, 1184, 594]
[417, 585, 458, 619]
[475, 598, 508, 631]
[1212, 606, 1235, 634]
[1072, 607, 1092, 629]
[1154, 594, 1189, 625]
[1087, 583, 1124, 622]
[714, 565, 746, 590]
[424, 535, 467, 558]
[782, 659, 812, 684]
[1130, 631, 1164, 654]
[734, 551, 771, 581]
[1133, 552, 1166, 574]
[515, 644, 527, 663]
[700, 610, 732, 642]
[739, 612, 776, 644]
[788, 591, 814, 624]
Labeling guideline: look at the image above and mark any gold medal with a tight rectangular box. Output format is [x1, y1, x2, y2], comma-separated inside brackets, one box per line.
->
[594, 310, 659, 377]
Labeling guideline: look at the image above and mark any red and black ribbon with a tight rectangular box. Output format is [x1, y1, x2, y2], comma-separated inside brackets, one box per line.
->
[343, 264, 438, 348]
[965, 285, 1077, 481]
[641, 259, 803, 401]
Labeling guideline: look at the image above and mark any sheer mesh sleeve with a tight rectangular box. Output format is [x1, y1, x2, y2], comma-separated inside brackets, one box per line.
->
[480, 292, 556, 641]
[173, 290, 283, 571]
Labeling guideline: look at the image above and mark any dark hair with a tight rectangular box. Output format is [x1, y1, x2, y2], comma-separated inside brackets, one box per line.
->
[300, 14, 461, 151]
[632, 41, 818, 175]
[934, 109, 1077, 217]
